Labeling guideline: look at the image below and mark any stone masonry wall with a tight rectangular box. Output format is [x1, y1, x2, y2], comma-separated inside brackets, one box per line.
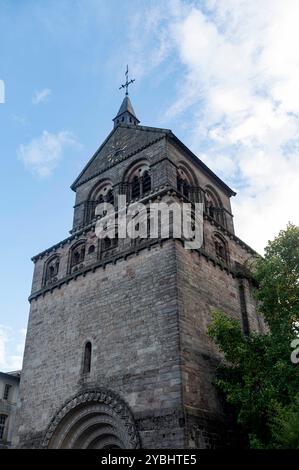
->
[175, 236, 262, 448]
[17, 241, 185, 449]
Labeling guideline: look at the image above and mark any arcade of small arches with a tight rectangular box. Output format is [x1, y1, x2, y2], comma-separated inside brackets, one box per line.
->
[43, 229, 230, 287]
[83, 161, 227, 225]
[43, 238, 118, 285]
[84, 162, 153, 225]
[43, 162, 230, 286]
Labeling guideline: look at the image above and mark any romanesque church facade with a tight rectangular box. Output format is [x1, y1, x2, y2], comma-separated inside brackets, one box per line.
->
[15, 94, 265, 449]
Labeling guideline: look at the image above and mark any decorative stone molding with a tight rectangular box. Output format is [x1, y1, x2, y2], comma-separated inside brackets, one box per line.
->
[42, 388, 140, 449]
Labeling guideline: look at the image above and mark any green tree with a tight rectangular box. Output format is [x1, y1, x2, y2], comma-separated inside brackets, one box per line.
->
[208, 224, 299, 448]
[270, 394, 299, 448]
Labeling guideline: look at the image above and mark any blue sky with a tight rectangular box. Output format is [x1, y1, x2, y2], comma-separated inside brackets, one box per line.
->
[1, 0, 299, 370]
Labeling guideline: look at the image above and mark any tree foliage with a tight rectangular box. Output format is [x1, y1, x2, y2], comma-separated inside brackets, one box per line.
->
[208, 224, 299, 448]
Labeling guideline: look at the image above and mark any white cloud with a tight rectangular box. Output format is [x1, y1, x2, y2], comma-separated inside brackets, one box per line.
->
[32, 88, 51, 105]
[126, 1, 183, 79]
[128, 0, 299, 254]
[18, 130, 80, 177]
[0, 326, 26, 372]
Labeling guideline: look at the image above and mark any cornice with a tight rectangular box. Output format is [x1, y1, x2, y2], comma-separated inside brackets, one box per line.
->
[29, 230, 257, 302]
[29, 238, 164, 302]
[32, 185, 257, 263]
[32, 184, 172, 262]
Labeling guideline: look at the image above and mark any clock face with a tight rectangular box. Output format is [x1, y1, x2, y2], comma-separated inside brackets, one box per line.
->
[107, 144, 127, 164]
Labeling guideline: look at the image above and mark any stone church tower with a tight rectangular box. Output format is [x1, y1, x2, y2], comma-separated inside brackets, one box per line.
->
[16, 91, 264, 449]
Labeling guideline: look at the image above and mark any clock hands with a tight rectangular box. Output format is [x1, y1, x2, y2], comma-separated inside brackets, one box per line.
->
[107, 144, 127, 162]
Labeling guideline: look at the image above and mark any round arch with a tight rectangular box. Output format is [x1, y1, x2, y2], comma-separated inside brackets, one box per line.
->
[68, 239, 86, 273]
[121, 159, 152, 201]
[213, 231, 229, 264]
[88, 179, 114, 202]
[43, 389, 140, 449]
[43, 254, 60, 286]
[122, 159, 150, 183]
[205, 184, 222, 208]
[177, 161, 198, 187]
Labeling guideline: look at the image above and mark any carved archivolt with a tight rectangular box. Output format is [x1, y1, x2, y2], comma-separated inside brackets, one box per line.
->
[42, 388, 140, 449]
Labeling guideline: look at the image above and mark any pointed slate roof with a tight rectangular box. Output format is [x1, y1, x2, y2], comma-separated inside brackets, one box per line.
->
[113, 95, 140, 127]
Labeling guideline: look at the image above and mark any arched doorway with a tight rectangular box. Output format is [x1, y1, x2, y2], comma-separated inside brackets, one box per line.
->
[43, 389, 140, 449]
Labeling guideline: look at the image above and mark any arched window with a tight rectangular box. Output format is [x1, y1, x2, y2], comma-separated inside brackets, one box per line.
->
[182, 180, 190, 198]
[177, 167, 194, 199]
[83, 342, 92, 375]
[124, 162, 151, 201]
[142, 170, 151, 194]
[205, 190, 217, 217]
[106, 189, 114, 205]
[0, 414, 7, 441]
[70, 242, 86, 269]
[44, 256, 60, 286]
[103, 237, 112, 251]
[85, 181, 114, 224]
[205, 187, 224, 226]
[88, 245, 95, 255]
[214, 233, 228, 264]
[101, 232, 118, 254]
[131, 175, 140, 199]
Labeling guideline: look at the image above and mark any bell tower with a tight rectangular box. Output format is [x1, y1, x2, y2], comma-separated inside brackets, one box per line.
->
[16, 81, 264, 449]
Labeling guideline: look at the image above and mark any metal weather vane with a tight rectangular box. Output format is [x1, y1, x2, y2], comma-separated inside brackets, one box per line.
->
[119, 65, 135, 96]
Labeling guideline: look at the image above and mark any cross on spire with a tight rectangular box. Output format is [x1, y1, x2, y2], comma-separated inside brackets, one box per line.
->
[119, 65, 135, 96]
[113, 66, 139, 128]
